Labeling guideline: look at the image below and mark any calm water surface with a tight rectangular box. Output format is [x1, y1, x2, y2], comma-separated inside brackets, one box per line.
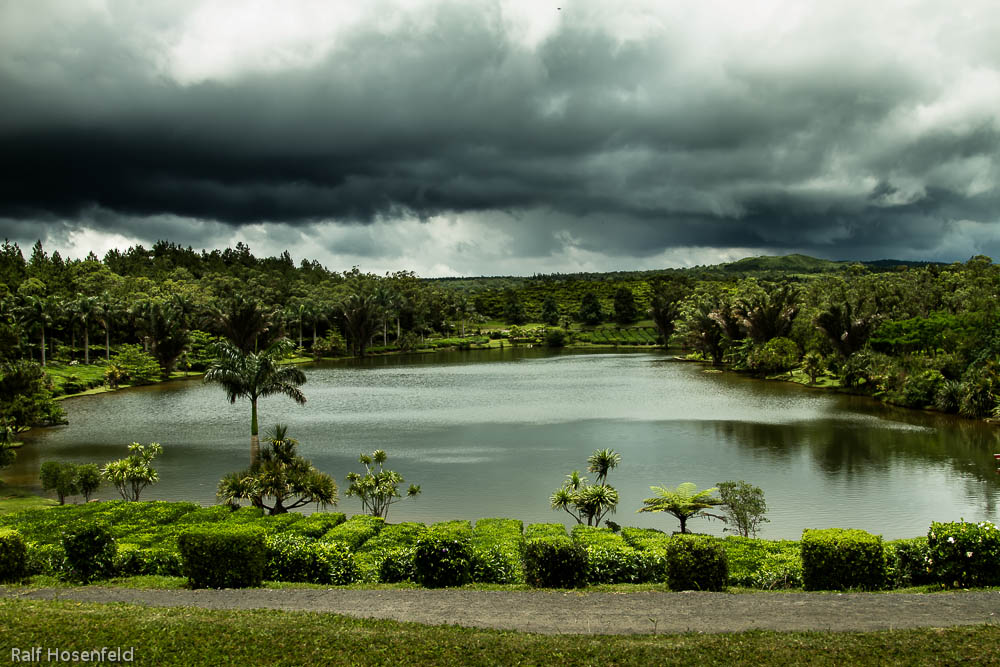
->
[9, 349, 1000, 539]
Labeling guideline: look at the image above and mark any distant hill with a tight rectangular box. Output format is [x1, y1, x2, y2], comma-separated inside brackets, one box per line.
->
[718, 253, 847, 273]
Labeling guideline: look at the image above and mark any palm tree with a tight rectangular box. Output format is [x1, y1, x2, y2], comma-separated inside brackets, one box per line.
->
[21, 295, 53, 366]
[587, 448, 621, 486]
[94, 291, 117, 361]
[75, 294, 96, 365]
[206, 293, 276, 353]
[341, 291, 381, 357]
[638, 482, 725, 534]
[204, 338, 307, 465]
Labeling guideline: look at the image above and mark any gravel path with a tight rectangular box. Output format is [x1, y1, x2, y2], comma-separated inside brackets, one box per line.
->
[4, 587, 1000, 635]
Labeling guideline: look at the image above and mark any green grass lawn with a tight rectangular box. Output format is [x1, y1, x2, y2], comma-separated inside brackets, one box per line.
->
[0, 486, 56, 515]
[0, 599, 996, 666]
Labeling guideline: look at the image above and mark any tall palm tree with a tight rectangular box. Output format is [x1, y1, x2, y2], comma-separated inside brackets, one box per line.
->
[75, 294, 96, 365]
[94, 291, 117, 361]
[22, 295, 56, 367]
[204, 338, 307, 465]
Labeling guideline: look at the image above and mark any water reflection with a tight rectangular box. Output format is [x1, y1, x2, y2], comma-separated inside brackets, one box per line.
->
[5, 349, 999, 538]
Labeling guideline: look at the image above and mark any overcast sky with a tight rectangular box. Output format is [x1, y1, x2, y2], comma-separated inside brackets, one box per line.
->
[1, 1, 998, 276]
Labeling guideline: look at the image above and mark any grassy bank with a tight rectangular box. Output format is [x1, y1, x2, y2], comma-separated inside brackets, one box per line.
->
[0, 599, 996, 666]
[0, 485, 56, 515]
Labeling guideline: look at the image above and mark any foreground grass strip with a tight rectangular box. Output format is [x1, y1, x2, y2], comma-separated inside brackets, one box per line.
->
[0, 600, 998, 666]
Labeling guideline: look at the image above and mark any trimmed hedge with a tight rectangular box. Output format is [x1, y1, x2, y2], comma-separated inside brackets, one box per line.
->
[665, 534, 728, 592]
[801, 528, 887, 591]
[413, 521, 474, 588]
[286, 512, 347, 539]
[62, 521, 116, 583]
[524, 523, 586, 588]
[472, 518, 525, 584]
[354, 522, 426, 583]
[0, 528, 28, 583]
[265, 533, 355, 584]
[722, 537, 802, 589]
[113, 544, 183, 577]
[572, 526, 644, 584]
[927, 521, 1000, 588]
[888, 537, 933, 588]
[322, 515, 384, 551]
[178, 524, 266, 589]
[620, 527, 671, 583]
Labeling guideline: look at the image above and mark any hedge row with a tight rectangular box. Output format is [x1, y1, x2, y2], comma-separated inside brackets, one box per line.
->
[6, 502, 1000, 591]
[472, 518, 525, 584]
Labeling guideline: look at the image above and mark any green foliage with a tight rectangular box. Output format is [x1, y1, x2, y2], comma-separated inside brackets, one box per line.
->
[413, 521, 474, 588]
[523, 533, 588, 588]
[322, 514, 384, 551]
[612, 286, 638, 324]
[218, 425, 338, 515]
[113, 545, 182, 577]
[40, 461, 81, 505]
[721, 537, 801, 589]
[178, 524, 266, 589]
[572, 525, 645, 584]
[800, 528, 888, 591]
[637, 482, 724, 534]
[550, 449, 620, 527]
[717, 480, 769, 538]
[264, 533, 355, 584]
[0, 528, 28, 583]
[286, 512, 346, 539]
[900, 369, 946, 408]
[665, 534, 728, 591]
[887, 537, 933, 588]
[747, 337, 800, 375]
[61, 521, 116, 583]
[353, 521, 426, 583]
[503, 290, 527, 325]
[545, 327, 567, 347]
[577, 292, 604, 325]
[25, 543, 65, 576]
[312, 329, 347, 358]
[957, 363, 999, 418]
[0, 360, 64, 432]
[102, 442, 162, 501]
[377, 547, 417, 583]
[926, 521, 1000, 588]
[471, 518, 524, 584]
[540, 295, 560, 326]
[108, 344, 161, 385]
[619, 527, 671, 582]
[345, 449, 420, 520]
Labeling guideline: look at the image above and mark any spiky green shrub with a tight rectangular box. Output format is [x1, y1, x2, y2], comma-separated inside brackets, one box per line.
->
[354, 522, 426, 583]
[178, 525, 265, 589]
[721, 537, 801, 589]
[801, 528, 888, 591]
[665, 534, 728, 591]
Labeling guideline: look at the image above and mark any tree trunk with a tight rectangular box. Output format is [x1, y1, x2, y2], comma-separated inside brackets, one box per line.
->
[250, 398, 260, 466]
[396, 317, 400, 341]
[84, 327, 89, 365]
[298, 316, 303, 348]
[105, 327, 110, 361]
[312, 323, 317, 348]
[40, 326, 46, 367]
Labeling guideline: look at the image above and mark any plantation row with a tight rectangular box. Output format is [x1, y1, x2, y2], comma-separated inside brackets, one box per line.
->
[1, 502, 998, 591]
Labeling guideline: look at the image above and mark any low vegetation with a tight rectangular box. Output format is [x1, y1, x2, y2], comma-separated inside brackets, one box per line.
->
[0, 501, 996, 594]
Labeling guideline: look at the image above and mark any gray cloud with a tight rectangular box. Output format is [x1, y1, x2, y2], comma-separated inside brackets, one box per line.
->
[1, 1, 999, 273]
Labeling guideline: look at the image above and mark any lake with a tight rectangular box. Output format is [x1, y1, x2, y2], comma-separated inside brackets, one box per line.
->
[9, 348, 1000, 539]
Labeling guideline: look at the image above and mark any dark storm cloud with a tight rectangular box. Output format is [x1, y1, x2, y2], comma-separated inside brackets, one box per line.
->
[1, 1, 999, 266]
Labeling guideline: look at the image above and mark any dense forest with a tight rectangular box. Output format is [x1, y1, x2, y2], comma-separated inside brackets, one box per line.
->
[1, 239, 999, 446]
